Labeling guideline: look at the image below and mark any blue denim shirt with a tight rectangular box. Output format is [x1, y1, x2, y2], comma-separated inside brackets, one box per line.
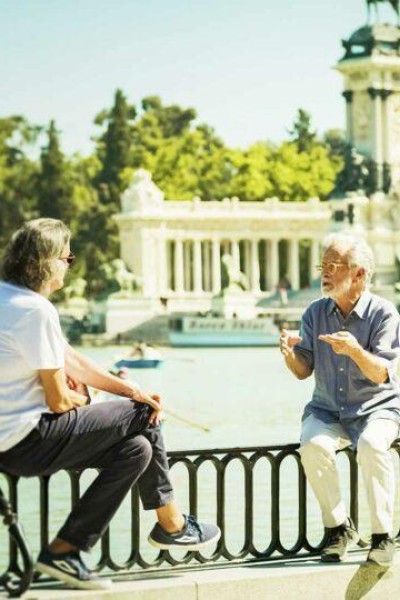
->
[295, 292, 400, 446]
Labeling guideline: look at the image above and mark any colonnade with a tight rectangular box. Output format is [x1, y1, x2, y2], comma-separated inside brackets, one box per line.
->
[164, 237, 321, 295]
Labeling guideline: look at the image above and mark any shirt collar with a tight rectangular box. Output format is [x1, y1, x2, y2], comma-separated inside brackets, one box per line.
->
[326, 291, 371, 320]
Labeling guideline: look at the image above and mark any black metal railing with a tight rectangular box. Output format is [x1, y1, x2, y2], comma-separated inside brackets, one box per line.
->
[1, 441, 400, 596]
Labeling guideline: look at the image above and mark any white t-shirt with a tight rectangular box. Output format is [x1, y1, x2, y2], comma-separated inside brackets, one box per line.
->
[0, 281, 66, 452]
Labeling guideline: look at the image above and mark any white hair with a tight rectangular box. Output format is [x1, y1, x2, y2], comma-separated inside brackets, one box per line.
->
[322, 233, 374, 287]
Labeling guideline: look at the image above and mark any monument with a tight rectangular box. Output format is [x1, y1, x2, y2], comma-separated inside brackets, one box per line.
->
[108, 1, 400, 337]
[337, 0, 400, 192]
[211, 253, 257, 319]
[332, 0, 400, 289]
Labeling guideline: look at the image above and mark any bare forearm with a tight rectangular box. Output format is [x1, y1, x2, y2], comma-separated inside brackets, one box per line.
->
[348, 347, 388, 384]
[65, 346, 133, 394]
[284, 352, 312, 380]
[65, 346, 159, 409]
[40, 369, 89, 413]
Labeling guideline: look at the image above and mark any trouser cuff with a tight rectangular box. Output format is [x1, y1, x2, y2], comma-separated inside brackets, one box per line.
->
[142, 491, 174, 511]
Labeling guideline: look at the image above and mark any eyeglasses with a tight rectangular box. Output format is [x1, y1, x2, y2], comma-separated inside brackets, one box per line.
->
[59, 252, 75, 265]
[316, 262, 348, 274]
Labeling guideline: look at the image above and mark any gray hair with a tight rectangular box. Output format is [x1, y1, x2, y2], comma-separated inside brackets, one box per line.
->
[1, 218, 71, 293]
[322, 232, 374, 287]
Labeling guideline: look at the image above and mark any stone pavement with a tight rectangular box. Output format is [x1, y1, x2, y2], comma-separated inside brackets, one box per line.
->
[1, 549, 399, 600]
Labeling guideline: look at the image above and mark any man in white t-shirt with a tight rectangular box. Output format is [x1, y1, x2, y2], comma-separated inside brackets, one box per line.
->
[0, 218, 220, 592]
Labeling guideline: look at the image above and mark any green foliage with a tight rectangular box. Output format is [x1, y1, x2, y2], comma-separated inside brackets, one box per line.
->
[0, 116, 40, 257]
[289, 108, 317, 153]
[322, 128, 347, 159]
[270, 142, 342, 202]
[228, 143, 275, 201]
[95, 89, 136, 203]
[38, 120, 73, 221]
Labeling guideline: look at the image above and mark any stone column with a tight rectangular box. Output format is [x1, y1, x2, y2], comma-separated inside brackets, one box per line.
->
[263, 240, 269, 292]
[368, 87, 384, 190]
[342, 90, 354, 144]
[212, 240, 221, 294]
[174, 240, 184, 294]
[289, 239, 300, 291]
[309, 238, 320, 283]
[166, 240, 173, 291]
[232, 240, 240, 273]
[267, 239, 279, 291]
[183, 241, 189, 291]
[194, 239, 203, 294]
[250, 239, 260, 292]
[158, 235, 168, 296]
[243, 240, 251, 281]
[381, 89, 393, 191]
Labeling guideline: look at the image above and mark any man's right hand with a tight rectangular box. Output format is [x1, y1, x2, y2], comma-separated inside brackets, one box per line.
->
[279, 329, 312, 380]
[279, 329, 302, 357]
[129, 387, 163, 424]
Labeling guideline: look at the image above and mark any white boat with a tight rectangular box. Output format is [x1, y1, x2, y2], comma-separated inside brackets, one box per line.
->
[168, 315, 294, 347]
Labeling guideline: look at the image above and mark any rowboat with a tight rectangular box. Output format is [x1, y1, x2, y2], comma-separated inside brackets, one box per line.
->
[114, 358, 164, 369]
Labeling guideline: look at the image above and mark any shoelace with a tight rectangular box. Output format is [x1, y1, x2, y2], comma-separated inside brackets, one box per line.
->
[186, 515, 203, 540]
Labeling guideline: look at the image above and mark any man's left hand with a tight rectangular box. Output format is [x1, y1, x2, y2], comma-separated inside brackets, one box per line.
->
[318, 331, 361, 357]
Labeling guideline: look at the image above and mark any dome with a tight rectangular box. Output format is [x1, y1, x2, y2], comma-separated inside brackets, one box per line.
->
[341, 23, 400, 60]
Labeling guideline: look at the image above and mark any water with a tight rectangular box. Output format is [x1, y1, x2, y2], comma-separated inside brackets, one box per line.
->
[88, 345, 313, 450]
[1, 347, 399, 571]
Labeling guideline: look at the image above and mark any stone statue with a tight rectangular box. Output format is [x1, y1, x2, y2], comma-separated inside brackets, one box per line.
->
[366, 0, 399, 22]
[101, 259, 141, 296]
[333, 145, 371, 195]
[220, 253, 249, 293]
[63, 277, 87, 302]
[121, 169, 164, 213]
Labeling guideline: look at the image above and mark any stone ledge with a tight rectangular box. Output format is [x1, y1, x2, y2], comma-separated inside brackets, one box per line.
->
[1, 550, 399, 600]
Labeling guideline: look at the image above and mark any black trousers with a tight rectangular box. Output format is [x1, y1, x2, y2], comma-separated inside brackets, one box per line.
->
[0, 400, 173, 551]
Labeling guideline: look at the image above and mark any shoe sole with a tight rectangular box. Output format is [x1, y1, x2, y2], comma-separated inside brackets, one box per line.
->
[367, 552, 395, 568]
[321, 533, 360, 562]
[148, 530, 221, 551]
[367, 558, 393, 567]
[36, 562, 112, 591]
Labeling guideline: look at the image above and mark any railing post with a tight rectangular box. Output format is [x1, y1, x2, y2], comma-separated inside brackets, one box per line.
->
[0, 483, 34, 598]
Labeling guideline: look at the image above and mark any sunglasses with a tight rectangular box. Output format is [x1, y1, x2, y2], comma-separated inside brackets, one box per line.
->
[59, 252, 75, 265]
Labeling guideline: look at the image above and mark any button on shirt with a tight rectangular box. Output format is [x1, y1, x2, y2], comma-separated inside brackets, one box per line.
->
[294, 292, 400, 446]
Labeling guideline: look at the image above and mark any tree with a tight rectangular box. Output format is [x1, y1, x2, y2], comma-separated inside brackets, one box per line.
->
[228, 142, 275, 201]
[270, 142, 342, 202]
[130, 95, 197, 166]
[322, 128, 347, 159]
[37, 120, 73, 221]
[92, 90, 137, 284]
[95, 89, 136, 204]
[0, 116, 40, 255]
[289, 109, 317, 153]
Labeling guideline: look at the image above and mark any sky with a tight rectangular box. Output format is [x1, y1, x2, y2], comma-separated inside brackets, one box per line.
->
[0, 0, 398, 155]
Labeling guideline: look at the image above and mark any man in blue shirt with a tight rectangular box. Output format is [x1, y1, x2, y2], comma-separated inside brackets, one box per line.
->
[280, 233, 400, 567]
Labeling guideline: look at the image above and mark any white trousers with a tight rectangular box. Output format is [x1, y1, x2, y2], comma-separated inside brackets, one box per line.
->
[299, 414, 399, 534]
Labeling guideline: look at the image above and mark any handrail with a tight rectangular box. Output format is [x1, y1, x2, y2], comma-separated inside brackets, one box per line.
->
[1, 440, 399, 596]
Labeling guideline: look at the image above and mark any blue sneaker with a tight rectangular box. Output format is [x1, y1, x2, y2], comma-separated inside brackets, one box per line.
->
[36, 548, 112, 590]
[148, 514, 221, 551]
